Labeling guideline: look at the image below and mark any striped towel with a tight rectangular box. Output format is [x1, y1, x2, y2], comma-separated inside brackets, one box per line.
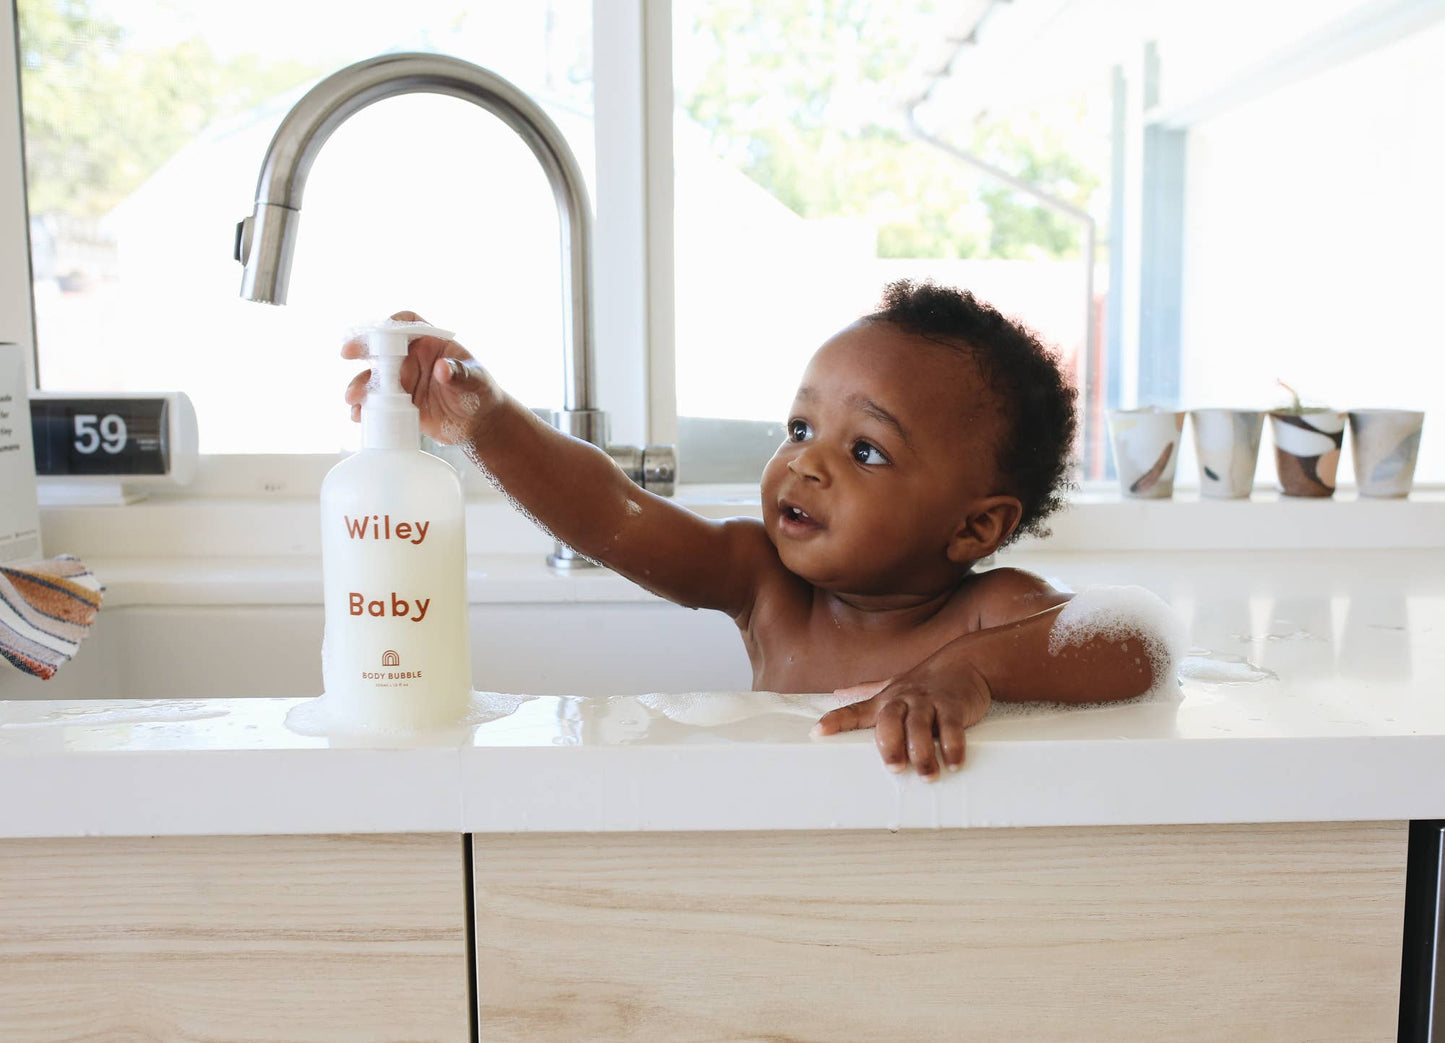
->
[0, 555, 105, 680]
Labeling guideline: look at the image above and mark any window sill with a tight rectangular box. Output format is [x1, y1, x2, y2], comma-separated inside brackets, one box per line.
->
[32, 480, 1445, 560]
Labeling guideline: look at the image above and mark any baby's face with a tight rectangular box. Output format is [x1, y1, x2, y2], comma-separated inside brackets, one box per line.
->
[760, 320, 1004, 596]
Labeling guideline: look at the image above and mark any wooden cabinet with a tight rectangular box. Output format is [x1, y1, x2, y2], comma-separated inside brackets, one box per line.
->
[473, 822, 1407, 1041]
[0, 834, 470, 1042]
[0, 822, 1411, 1040]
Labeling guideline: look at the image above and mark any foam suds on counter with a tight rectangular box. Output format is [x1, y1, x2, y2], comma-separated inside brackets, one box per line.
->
[283, 672, 1192, 742]
[284, 695, 369, 738]
[465, 690, 534, 722]
[284, 689, 536, 739]
[640, 687, 1179, 728]
[1179, 650, 1276, 684]
[0, 700, 229, 727]
[637, 691, 844, 727]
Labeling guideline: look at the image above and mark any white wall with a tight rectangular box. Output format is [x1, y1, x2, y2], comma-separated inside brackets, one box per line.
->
[1179, 18, 1445, 486]
[0, 3, 34, 373]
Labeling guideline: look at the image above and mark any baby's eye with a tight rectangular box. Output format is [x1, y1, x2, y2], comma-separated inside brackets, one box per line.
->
[787, 419, 812, 442]
[853, 440, 888, 465]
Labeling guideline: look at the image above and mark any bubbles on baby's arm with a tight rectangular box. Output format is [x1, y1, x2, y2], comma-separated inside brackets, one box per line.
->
[456, 436, 561, 544]
[1047, 585, 1188, 695]
[457, 391, 482, 417]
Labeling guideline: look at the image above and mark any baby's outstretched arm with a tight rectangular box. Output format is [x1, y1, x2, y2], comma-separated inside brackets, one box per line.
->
[814, 572, 1185, 778]
[343, 314, 774, 618]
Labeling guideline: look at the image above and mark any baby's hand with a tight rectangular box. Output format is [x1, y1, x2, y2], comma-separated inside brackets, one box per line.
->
[342, 310, 503, 445]
[812, 660, 992, 780]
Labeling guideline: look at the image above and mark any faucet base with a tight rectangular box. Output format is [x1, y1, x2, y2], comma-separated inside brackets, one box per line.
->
[546, 543, 600, 570]
[552, 408, 609, 447]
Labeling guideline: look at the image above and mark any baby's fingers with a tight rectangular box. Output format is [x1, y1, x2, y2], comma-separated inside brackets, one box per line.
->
[906, 703, 940, 780]
[874, 698, 909, 773]
[434, 356, 475, 386]
[937, 702, 967, 773]
[833, 678, 892, 705]
[811, 678, 892, 737]
[344, 368, 372, 422]
[811, 695, 881, 737]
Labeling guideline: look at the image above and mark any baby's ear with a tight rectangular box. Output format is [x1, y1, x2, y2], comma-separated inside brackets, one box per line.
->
[947, 496, 1023, 564]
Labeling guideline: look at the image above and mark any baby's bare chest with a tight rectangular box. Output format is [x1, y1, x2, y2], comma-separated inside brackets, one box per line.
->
[744, 599, 976, 694]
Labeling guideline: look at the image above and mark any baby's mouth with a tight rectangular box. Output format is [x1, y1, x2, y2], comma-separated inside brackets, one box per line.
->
[779, 501, 822, 530]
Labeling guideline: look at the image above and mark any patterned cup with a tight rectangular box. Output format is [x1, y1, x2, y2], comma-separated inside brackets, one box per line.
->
[1269, 409, 1347, 497]
[1108, 409, 1185, 499]
[1348, 409, 1424, 498]
[1190, 410, 1264, 499]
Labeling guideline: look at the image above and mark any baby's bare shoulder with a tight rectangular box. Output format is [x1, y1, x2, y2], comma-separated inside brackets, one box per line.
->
[718, 515, 780, 574]
[957, 566, 1072, 631]
[719, 516, 808, 626]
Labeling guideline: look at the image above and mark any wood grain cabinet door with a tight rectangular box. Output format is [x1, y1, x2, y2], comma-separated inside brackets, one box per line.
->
[473, 822, 1406, 1042]
[0, 833, 470, 1042]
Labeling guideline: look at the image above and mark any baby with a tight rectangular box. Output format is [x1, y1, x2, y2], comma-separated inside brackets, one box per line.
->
[344, 280, 1161, 778]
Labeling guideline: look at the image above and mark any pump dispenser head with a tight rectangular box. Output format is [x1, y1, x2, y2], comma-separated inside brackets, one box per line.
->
[357, 319, 454, 449]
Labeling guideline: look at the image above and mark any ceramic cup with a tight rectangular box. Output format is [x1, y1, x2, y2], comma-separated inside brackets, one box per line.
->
[1189, 409, 1264, 499]
[1108, 408, 1185, 499]
[1268, 409, 1347, 497]
[1348, 409, 1425, 498]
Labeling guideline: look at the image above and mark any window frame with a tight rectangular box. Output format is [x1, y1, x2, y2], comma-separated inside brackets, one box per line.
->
[0, 0, 696, 491]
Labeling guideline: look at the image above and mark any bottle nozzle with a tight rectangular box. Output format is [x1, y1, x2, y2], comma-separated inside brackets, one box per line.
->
[355, 319, 455, 449]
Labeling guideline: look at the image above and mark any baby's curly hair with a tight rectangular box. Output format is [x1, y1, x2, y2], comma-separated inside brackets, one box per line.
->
[867, 279, 1077, 546]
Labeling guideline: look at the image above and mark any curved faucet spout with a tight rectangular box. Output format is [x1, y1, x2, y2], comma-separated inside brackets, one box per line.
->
[236, 52, 596, 415]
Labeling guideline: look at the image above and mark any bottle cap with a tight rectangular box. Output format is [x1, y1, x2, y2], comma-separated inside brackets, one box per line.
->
[362, 319, 454, 357]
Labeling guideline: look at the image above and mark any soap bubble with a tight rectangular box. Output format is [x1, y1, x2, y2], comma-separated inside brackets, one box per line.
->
[1047, 585, 1188, 696]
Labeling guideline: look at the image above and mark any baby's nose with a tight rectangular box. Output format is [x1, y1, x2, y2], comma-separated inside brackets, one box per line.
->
[788, 447, 826, 482]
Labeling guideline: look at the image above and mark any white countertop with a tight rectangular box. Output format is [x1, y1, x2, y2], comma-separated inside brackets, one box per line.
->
[2, 547, 1444, 838]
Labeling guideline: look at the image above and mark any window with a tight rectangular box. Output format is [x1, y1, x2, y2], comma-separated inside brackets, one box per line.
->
[15, 0, 593, 453]
[670, 0, 1445, 487]
[672, 0, 1110, 479]
[10, 0, 1445, 486]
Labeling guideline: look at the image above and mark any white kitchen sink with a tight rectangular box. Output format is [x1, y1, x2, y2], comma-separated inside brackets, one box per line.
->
[0, 601, 752, 702]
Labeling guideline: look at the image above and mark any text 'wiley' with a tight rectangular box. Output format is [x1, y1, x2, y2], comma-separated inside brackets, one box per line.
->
[344, 514, 430, 545]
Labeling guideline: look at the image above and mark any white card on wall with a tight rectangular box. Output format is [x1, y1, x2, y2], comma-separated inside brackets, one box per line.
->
[0, 343, 41, 565]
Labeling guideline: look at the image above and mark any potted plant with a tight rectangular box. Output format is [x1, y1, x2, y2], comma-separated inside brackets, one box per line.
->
[1269, 381, 1346, 498]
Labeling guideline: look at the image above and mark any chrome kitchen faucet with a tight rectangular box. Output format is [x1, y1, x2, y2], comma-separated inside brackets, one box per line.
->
[235, 52, 675, 567]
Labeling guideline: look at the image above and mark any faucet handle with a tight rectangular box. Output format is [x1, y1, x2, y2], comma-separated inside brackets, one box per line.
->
[606, 443, 676, 497]
[641, 445, 676, 497]
[552, 408, 676, 496]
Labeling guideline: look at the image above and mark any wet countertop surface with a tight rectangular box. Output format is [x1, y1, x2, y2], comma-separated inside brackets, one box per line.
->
[2, 549, 1443, 837]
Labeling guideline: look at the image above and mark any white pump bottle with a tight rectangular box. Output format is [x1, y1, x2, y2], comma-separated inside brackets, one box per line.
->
[319, 320, 472, 730]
